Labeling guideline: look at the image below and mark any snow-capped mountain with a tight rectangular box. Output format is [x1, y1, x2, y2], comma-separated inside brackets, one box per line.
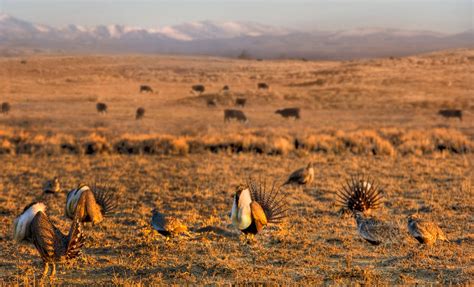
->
[0, 13, 289, 41]
[0, 13, 472, 59]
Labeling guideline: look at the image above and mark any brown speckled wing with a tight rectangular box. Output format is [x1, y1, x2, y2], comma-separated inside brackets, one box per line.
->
[84, 190, 104, 224]
[30, 212, 56, 262]
[250, 201, 267, 232]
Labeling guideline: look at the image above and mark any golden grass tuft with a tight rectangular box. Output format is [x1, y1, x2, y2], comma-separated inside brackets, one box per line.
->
[83, 133, 110, 155]
[0, 128, 470, 156]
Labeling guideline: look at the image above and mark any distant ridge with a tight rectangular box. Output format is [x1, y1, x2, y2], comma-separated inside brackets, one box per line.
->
[0, 13, 472, 59]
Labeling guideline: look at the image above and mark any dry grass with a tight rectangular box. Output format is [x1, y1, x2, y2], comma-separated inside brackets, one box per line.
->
[0, 49, 473, 285]
[0, 128, 471, 156]
[0, 154, 472, 285]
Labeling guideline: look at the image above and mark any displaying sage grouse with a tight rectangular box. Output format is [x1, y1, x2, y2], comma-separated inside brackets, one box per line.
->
[407, 215, 448, 245]
[140, 85, 153, 93]
[96, 102, 107, 114]
[65, 184, 117, 225]
[12, 202, 84, 278]
[230, 180, 287, 240]
[284, 162, 314, 186]
[224, 109, 248, 123]
[43, 177, 61, 194]
[1, 102, 11, 115]
[275, 108, 300, 119]
[151, 209, 189, 237]
[336, 175, 383, 215]
[354, 212, 396, 245]
[438, 109, 462, 121]
[136, 107, 145, 120]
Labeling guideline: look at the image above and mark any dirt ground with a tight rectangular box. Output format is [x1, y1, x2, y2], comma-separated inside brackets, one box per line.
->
[0, 49, 473, 285]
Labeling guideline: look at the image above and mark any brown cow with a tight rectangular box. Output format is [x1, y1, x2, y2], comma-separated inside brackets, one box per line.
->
[438, 109, 462, 121]
[207, 99, 217, 107]
[276, 108, 300, 119]
[258, 82, 269, 90]
[235, 98, 246, 108]
[1, 102, 11, 115]
[136, 107, 145, 120]
[224, 109, 248, 123]
[222, 85, 230, 91]
[192, 84, 205, 94]
[140, 85, 153, 93]
[96, 102, 108, 114]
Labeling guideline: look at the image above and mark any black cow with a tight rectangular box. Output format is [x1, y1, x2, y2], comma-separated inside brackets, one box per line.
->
[438, 109, 462, 121]
[258, 82, 269, 90]
[224, 109, 248, 123]
[275, 108, 300, 119]
[136, 107, 145, 120]
[192, 84, 205, 94]
[140, 85, 153, 93]
[96, 102, 108, 114]
[1, 102, 11, 115]
[235, 98, 246, 108]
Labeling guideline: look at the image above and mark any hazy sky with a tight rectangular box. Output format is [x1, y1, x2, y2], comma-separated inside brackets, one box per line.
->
[1, 0, 472, 33]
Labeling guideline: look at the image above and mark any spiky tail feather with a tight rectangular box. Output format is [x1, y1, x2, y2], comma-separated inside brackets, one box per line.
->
[92, 183, 118, 216]
[336, 175, 383, 213]
[247, 178, 287, 223]
[65, 219, 84, 260]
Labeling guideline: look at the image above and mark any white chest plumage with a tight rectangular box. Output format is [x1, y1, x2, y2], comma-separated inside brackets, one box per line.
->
[66, 185, 89, 218]
[12, 203, 46, 242]
[231, 188, 253, 230]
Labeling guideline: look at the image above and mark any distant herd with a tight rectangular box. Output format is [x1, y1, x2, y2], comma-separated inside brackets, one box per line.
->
[0, 82, 464, 124]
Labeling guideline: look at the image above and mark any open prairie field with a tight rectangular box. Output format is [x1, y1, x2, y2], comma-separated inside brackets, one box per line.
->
[0, 49, 473, 285]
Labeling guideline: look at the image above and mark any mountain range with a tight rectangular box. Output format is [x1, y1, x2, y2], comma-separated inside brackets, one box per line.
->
[0, 13, 472, 59]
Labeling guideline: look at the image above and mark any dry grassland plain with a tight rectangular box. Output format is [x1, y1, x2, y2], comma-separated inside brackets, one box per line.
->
[0, 49, 473, 285]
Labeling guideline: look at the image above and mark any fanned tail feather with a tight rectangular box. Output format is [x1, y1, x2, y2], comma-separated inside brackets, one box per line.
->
[336, 175, 383, 213]
[92, 183, 118, 216]
[247, 178, 288, 223]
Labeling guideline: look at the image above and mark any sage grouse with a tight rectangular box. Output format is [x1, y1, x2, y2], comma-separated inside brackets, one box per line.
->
[336, 175, 383, 215]
[407, 215, 448, 245]
[354, 212, 397, 245]
[12, 202, 84, 278]
[230, 180, 287, 240]
[284, 162, 314, 186]
[151, 209, 189, 237]
[65, 184, 117, 225]
[43, 177, 61, 194]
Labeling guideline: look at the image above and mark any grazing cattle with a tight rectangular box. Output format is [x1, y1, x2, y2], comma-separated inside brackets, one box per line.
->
[140, 85, 153, 93]
[222, 85, 230, 91]
[96, 102, 108, 114]
[192, 84, 205, 94]
[207, 99, 217, 108]
[136, 107, 145, 120]
[235, 98, 246, 108]
[258, 82, 269, 90]
[275, 108, 300, 119]
[224, 109, 248, 123]
[20, 60, 27, 64]
[1, 102, 11, 115]
[438, 109, 462, 121]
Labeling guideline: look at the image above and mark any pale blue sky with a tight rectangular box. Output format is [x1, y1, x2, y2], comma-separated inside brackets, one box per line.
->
[1, 0, 472, 33]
